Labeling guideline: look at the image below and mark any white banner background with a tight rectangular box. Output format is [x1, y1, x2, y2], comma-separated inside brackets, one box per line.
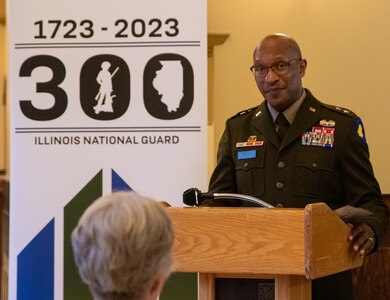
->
[9, 1, 207, 299]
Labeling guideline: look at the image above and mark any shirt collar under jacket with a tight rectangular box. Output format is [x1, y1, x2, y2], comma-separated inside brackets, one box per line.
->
[267, 88, 307, 125]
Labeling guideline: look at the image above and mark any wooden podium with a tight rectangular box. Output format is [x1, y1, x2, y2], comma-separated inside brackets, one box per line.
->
[167, 203, 363, 300]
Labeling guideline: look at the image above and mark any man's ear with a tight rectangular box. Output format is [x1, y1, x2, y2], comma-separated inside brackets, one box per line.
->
[148, 274, 167, 300]
[299, 59, 307, 77]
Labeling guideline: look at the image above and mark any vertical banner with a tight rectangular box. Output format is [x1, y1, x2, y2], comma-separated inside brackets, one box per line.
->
[8, 1, 207, 299]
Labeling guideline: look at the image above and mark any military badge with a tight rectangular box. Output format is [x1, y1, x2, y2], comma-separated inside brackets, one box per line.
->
[310, 126, 324, 146]
[356, 118, 366, 143]
[322, 127, 335, 148]
[236, 135, 264, 147]
[236, 141, 264, 147]
[247, 135, 257, 142]
[302, 126, 335, 148]
[319, 119, 336, 127]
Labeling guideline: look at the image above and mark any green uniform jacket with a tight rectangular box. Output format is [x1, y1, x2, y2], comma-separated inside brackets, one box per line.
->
[205, 89, 389, 299]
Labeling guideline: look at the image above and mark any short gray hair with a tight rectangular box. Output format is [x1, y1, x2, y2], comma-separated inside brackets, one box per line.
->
[71, 191, 174, 300]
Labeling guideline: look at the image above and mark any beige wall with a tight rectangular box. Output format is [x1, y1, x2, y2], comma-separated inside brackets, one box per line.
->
[208, 0, 390, 192]
[1, 2, 390, 191]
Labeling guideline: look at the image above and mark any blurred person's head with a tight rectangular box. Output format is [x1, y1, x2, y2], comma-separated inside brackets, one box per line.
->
[71, 191, 174, 300]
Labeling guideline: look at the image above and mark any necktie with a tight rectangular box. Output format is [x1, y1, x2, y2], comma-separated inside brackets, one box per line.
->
[275, 113, 290, 145]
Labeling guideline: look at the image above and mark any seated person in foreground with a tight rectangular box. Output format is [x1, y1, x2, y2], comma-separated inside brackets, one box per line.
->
[71, 191, 174, 300]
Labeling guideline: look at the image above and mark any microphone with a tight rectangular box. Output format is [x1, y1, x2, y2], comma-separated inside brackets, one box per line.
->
[182, 188, 274, 208]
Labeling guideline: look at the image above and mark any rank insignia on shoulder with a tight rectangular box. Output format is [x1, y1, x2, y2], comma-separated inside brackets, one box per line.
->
[302, 126, 335, 148]
[335, 106, 350, 113]
[324, 104, 354, 116]
[356, 118, 366, 143]
[319, 119, 336, 127]
[231, 106, 257, 119]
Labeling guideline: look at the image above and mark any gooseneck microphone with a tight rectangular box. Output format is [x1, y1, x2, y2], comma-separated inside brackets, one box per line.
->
[182, 188, 274, 208]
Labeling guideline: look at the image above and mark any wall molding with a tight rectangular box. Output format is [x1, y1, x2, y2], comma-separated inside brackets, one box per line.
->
[208, 33, 229, 57]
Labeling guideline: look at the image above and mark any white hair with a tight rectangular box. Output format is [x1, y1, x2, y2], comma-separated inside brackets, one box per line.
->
[71, 191, 174, 300]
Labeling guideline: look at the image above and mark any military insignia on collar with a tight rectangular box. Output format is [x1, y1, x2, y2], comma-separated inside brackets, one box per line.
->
[309, 107, 316, 112]
[356, 118, 366, 143]
[320, 119, 336, 127]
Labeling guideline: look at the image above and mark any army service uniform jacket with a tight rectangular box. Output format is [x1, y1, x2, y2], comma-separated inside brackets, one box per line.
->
[207, 89, 388, 241]
[206, 89, 389, 299]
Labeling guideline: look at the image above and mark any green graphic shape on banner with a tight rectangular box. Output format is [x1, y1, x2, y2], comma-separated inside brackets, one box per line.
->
[62, 169, 198, 299]
[160, 272, 198, 300]
[63, 170, 102, 300]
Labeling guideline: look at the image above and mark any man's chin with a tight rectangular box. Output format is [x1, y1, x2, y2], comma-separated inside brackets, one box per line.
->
[266, 97, 288, 111]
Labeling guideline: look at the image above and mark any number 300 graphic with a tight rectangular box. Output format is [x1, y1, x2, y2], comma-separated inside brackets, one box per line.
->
[18, 53, 194, 121]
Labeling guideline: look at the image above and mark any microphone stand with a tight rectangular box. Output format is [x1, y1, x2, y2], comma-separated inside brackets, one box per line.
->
[211, 193, 274, 208]
[183, 188, 274, 208]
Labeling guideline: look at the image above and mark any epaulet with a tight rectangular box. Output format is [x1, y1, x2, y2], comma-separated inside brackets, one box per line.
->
[229, 106, 258, 120]
[321, 103, 356, 117]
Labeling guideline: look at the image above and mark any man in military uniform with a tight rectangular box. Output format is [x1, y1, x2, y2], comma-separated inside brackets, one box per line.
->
[204, 33, 389, 299]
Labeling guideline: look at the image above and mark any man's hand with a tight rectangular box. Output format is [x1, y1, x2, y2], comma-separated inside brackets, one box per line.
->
[348, 223, 376, 256]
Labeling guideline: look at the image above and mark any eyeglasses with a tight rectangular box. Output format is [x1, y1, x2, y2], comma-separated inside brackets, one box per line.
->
[250, 58, 302, 77]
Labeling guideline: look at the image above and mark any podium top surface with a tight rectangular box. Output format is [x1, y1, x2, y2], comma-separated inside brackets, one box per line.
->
[168, 203, 362, 279]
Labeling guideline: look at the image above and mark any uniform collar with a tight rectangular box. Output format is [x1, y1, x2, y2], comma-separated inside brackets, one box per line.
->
[281, 90, 322, 149]
[252, 89, 322, 150]
[267, 89, 307, 125]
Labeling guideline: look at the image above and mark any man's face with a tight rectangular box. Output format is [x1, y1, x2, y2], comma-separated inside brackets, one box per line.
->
[253, 38, 307, 111]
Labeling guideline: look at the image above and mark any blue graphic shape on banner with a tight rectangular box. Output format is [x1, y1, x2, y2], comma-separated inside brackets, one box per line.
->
[17, 219, 54, 300]
[112, 169, 133, 191]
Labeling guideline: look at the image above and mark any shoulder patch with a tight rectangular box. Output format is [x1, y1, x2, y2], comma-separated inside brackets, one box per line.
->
[229, 106, 258, 120]
[356, 118, 367, 143]
[321, 103, 356, 117]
